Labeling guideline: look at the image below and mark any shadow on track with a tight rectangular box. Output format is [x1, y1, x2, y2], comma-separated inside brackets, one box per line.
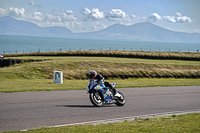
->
[56, 105, 116, 108]
[56, 105, 94, 108]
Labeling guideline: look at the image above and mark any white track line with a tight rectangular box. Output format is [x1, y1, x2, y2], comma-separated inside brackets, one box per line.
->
[21, 109, 200, 131]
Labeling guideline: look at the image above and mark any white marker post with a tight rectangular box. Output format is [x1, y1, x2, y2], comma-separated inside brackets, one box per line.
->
[53, 71, 63, 84]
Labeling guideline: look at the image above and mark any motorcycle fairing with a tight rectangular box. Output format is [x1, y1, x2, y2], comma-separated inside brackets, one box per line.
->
[94, 83, 116, 104]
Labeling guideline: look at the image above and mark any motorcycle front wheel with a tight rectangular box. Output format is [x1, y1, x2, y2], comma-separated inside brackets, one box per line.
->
[115, 91, 125, 106]
[89, 91, 103, 107]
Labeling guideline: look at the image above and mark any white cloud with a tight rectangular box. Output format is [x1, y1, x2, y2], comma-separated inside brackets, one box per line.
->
[163, 16, 176, 23]
[176, 16, 192, 23]
[163, 12, 192, 23]
[105, 9, 126, 21]
[174, 12, 181, 17]
[27, 8, 79, 29]
[81, 7, 91, 15]
[131, 15, 136, 18]
[90, 8, 104, 20]
[62, 13, 77, 21]
[32, 12, 43, 21]
[81, 7, 104, 20]
[81, 8, 130, 22]
[148, 12, 192, 23]
[148, 13, 162, 22]
[44, 13, 62, 22]
[12, 7, 25, 17]
[130, 15, 146, 21]
[30, 10, 77, 22]
[64, 10, 74, 15]
[0, 8, 7, 15]
[0, 7, 25, 17]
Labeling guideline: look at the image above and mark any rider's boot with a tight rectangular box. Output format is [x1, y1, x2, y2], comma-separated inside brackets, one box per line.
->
[104, 81, 117, 96]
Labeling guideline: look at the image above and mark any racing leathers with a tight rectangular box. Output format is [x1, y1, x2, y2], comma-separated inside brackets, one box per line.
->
[87, 74, 116, 95]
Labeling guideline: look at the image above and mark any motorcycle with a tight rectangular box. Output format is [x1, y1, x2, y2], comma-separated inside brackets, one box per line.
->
[87, 82, 125, 107]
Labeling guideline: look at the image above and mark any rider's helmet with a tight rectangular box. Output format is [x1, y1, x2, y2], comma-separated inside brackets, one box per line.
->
[89, 70, 97, 79]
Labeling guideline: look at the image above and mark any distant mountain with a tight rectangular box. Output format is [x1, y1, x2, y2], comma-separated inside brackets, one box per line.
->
[0, 16, 200, 43]
[0, 16, 72, 37]
[76, 22, 200, 43]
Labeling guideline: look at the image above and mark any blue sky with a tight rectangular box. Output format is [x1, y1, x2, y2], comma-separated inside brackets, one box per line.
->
[0, 0, 199, 33]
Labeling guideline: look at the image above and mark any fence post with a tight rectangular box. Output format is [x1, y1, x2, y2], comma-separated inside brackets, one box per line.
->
[197, 50, 199, 53]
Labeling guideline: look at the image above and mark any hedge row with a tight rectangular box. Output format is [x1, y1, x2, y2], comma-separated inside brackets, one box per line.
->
[4, 50, 200, 61]
[0, 59, 49, 67]
[64, 72, 200, 80]
[100, 74, 200, 79]
[63, 74, 200, 80]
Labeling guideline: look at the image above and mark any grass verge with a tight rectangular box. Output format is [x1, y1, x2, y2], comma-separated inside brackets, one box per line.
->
[1, 78, 200, 93]
[1, 56, 200, 80]
[3, 113, 200, 133]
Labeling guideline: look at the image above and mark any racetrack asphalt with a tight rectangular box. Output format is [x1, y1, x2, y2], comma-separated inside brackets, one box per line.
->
[0, 86, 200, 132]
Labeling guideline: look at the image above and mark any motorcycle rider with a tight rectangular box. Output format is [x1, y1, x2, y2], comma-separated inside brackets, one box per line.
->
[87, 70, 117, 96]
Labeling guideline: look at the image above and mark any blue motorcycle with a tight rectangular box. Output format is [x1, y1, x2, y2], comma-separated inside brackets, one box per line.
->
[87, 82, 125, 107]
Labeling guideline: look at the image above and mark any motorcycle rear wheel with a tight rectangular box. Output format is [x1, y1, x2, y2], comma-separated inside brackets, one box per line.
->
[89, 91, 103, 107]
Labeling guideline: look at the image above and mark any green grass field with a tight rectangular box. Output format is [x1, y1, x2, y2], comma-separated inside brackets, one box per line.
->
[3, 113, 200, 133]
[3, 56, 200, 79]
[1, 56, 200, 92]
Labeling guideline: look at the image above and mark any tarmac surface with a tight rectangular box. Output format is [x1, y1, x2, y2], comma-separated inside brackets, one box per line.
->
[0, 86, 200, 131]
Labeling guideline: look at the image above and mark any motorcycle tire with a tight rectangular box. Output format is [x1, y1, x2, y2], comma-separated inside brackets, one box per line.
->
[89, 91, 103, 107]
[115, 91, 125, 106]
